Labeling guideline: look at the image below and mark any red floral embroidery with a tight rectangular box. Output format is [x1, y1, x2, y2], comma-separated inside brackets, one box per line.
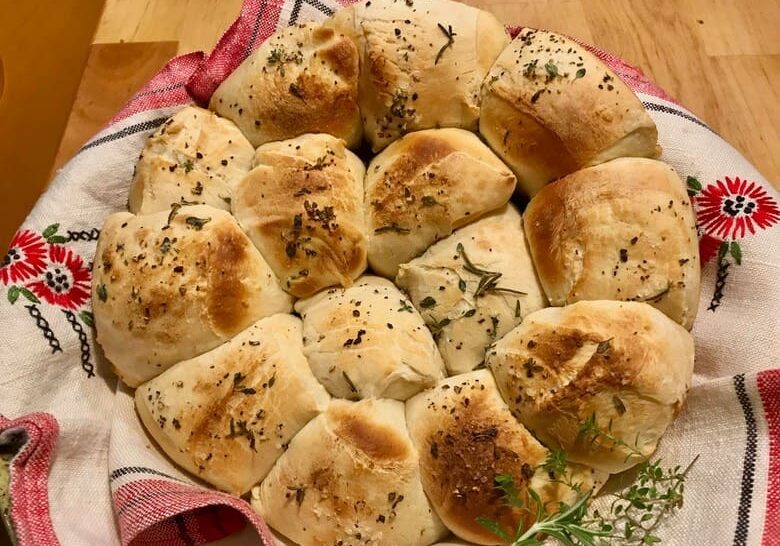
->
[696, 177, 780, 240]
[27, 244, 91, 310]
[0, 230, 48, 286]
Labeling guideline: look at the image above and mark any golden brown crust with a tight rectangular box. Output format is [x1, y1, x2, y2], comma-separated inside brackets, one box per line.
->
[480, 29, 658, 195]
[92, 205, 293, 386]
[365, 128, 516, 278]
[233, 133, 367, 298]
[406, 370, 602, 544]
[209, 23, 362, 148]
[524, 158, 700, 329]
[486, 301, 694, 473]
[253, 399, 447, 546]
[329, 0, 509, 151]
[135, 314, 330, 495]
[129, 106, 253, 214]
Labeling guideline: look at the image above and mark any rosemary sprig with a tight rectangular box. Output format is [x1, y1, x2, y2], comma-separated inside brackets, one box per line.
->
[435, 23, 456, 65]
[457, 243, 527, 298]
[477, 416, 697, 545]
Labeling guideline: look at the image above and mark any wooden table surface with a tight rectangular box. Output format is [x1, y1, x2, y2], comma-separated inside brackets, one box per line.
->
[0, 0, 778, 251]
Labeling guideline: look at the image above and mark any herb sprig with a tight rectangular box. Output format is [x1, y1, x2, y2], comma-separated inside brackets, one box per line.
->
[435, 23, 456, 65]
[477, 417, 697, 545]
[457, 243, 527, 298]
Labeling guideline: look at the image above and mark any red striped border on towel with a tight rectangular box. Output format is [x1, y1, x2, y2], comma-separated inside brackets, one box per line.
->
[758, 369, 780, 545]
[0, 413, 60, 546]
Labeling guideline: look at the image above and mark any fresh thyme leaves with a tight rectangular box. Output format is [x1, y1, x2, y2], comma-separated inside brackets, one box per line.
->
[478, 418, 698, 545]
[398, 299, 414, 313]
[159, 237, 172, 254]
[97, 284, 108, 302]
[545, 61, 558, 78]
[267, 47, 303, 76]
[185, 216, 211, 230]
[375, 223, 410, 234]
[434, 23, 456, 65]
[575, 68, 587, 80]
[167, 202, 182, 226]
[419, 296, 437, 308]
[596, 338, 613, 354]
[428, 317, 451, 335]
[226, 418, 257, 451]
[456, 243, 527, 298]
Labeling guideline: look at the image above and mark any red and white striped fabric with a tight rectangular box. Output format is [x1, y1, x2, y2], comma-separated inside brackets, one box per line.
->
[0, 0, 778, 545]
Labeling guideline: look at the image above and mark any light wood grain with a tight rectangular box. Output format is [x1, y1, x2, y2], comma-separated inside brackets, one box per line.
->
[52, 41, 179, 175]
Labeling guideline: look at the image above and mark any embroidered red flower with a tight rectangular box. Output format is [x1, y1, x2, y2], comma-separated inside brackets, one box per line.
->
[0, 230, 48, 286]
[696, 177, 780, 240]
[27, 244, 91, 310]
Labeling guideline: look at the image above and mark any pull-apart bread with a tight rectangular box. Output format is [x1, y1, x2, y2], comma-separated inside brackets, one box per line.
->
[210, 23, 362, 148]
[330, 0, 509, 151]
[480, 29, 659, 195]
[487, 301, 694, 474]
[129, 106, 254, 214]
[524, 158, 700, 329]
[92, 205, 293, 386]
[406, 370, 605, 545]
[233, 133, 367, 298]
[135, 314, 329, 495]
[295, 276, 445, 401]
[252, 398, 448, 546]
[365, 128, 516, 278]
[396, 205, 547, 375]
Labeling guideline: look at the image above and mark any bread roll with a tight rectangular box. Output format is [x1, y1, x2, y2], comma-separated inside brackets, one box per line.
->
[396, 205, 547, 375]
[406, 370, 604, 545]
[524, 158, 700, 329]
[210, 23, 361, 148]
[252, 398, 447, 546]
[480, 29, 658, 196]
[93, 205, 293, 386]
[233, 133, 367, 298]
[128, 106, 253, 215]
[365, 128, 516, 278]
[486, 301, 694, 474]
[295, 276, 445, 400]
[135, 314, 329, 495]
[330, 0, 508, 151]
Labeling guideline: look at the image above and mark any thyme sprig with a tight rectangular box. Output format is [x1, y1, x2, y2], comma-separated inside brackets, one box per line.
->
[435, 23, 456, 65]
[478, 417, 697, 545]
[457, 243, 527, 298]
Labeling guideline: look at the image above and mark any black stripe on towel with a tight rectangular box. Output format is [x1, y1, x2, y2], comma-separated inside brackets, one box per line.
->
[175, 514, 195, 546]
[78, 117, 169, 154]
[641, 101, 715, 133]
[733, 373, 757, 546]
[109, 465, 182, 483]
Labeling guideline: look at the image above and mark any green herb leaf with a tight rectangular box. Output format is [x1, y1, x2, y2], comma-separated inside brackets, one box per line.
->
[19, 287, 40, 304]
[463, 308, 477, 318]
[476, 517, 511, 543]
[167, 202, 182, 226]
[398, 299, 414, 313]
[185, 216, 211, 230]
[7, 286, 20, 305]
[419, 296, 437, 308]
[574, 68, 586, 80]
[160, 237, 172, 254]
[458, 278, 467, 292]
[97, 284, 108, 302]
[718, 240, 729, 260]
[375, 223, 410, 234]
[79, 310, 94, 327]
[220, 195, 232, 205]
[730, 241, 742, 265]
[686, 176, 702, 196]
[182, 159, 194, 173]
[596, 338, 613, 354]
[42, 224, 59, 239]
[545, 62, 558, 78]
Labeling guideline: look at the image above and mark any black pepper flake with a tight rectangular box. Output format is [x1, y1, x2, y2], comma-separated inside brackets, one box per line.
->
[619, 248, 628, 262]
[220, 159, 228, 166]
[531, 89, 544, 103]
[630, 236, 639, 245]
[419, 296, 436, 308]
